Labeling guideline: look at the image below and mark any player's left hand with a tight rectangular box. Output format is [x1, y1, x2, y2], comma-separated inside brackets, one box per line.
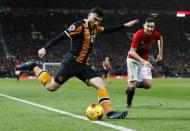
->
[124, 19, 139, 27]
[156, 54, 162, 62]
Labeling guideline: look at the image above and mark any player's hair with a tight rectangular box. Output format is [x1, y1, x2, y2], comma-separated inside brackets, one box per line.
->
[90, 6, 104, 18]
[145, 17, 155, 23]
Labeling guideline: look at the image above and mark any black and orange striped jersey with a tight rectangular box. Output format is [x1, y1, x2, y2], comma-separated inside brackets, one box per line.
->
[44, 19, 125, 64]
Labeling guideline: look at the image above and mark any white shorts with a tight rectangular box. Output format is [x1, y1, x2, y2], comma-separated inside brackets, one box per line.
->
[15, 70, 20, 75]
[127, 59, 152, 82]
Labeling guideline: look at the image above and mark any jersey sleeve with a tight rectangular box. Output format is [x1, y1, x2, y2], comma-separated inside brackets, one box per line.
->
[43, 21, 83, 49]
[131, 31, 141, 49]
[100, 24, 125, 33]
[65, 22, 83, 37]
[154, 30, 161, 40]
[43, 31, 68, 49]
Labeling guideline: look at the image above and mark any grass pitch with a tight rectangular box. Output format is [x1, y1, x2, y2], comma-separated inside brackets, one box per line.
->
[0, 78, 190, 131]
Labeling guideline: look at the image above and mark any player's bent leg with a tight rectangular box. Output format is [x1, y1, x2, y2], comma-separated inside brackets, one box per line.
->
[136, 80, 152, 89]
[128, 81, 136, 89]
[138, 64, 152, 89]
[142, 79, 152, 89]
[89, 77, 128, 119]
[17, 61, 61, 92]
[34, 67, 61, 91]
[136, 81, 145, 88]
[89, 77, 112, 113]
[44, 79, 61, 91]
[16, 61, 38, 71]
[89, 77, 106, 89]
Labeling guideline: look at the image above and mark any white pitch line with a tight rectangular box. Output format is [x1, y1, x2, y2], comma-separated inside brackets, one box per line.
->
[0, 93, 135, 131]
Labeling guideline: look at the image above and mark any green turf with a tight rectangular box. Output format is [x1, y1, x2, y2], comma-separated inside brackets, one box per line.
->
[0, 78, 190, 131]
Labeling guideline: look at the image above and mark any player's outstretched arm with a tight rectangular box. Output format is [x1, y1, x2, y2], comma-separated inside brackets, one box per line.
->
[156, 35, 163, 62]
[124, 19, 139, 27]
[43, 31, 68, 50]
[39, 31, 69, 58]
[102, 19, 139, 33]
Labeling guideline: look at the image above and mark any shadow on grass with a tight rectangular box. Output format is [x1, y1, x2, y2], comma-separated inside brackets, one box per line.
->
[132, 104, 190, 110]
[129, 117, 190, 121]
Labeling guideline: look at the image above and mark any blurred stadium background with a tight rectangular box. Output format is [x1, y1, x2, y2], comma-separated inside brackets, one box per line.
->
[0, 1, 190, 131]
[0, 0, 190, 78]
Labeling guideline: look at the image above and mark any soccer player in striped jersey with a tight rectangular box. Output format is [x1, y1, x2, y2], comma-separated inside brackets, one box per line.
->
[102, 57, 112, 83]
[17, 7, 138, 119]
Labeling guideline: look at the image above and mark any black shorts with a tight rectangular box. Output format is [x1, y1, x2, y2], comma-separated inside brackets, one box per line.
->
[103, 69, 110, 77]
[54, 54, 100, 85]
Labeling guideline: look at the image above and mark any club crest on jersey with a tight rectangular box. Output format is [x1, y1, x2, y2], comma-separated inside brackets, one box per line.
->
[68, 24, 76, 32]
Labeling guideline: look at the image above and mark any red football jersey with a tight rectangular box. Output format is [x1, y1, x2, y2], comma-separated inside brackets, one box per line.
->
[14, 60, 21, 70]
[128, 29, 161, 61]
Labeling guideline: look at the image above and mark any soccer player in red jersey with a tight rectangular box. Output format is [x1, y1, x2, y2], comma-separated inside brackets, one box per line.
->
[14, 60, 21, 81]
[126, 17, 163, 108]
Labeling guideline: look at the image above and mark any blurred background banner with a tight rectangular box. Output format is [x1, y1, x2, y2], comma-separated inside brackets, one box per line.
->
[0, 0, 190, 78]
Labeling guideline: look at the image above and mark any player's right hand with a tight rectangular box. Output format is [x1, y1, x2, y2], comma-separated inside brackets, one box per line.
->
[38, 48, 46, 58]
[144, 61, 153, 69]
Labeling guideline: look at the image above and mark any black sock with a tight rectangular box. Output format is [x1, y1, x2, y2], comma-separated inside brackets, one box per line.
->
[126, 87, 135, 106]
[136, 81, 145, 88]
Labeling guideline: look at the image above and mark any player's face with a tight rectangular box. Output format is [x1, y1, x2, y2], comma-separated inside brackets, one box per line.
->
[143, 22, 155, 35]
[88, 13, 103, 27]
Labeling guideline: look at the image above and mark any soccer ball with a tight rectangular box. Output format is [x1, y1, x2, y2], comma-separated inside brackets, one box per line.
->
[86, 104, 104, 120]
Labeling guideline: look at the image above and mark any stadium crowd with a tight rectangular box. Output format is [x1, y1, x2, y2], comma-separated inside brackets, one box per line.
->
[0, 12, 190, 78]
